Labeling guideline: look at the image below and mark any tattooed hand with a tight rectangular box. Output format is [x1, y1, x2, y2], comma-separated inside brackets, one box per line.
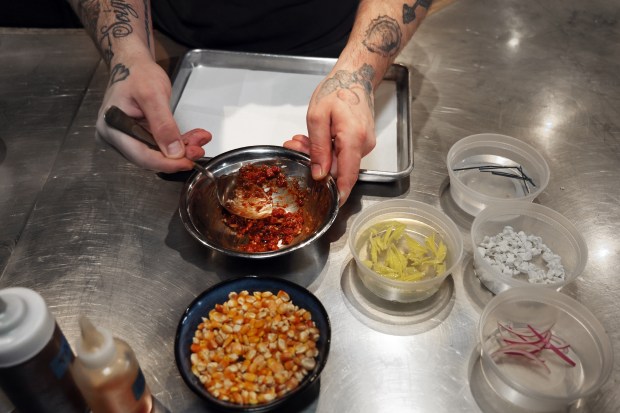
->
[71, 0, 211, 173]
[283, 0, 431, 206]
[284, 64, 377, 206]
[71, 0, 430, 179]
[95, 54, 212, 173]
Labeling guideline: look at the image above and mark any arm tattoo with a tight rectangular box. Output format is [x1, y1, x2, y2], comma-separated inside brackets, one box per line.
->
[76, 0, 114, 66]
[100, 0, 138, 64]
[403, 0, 433, 24]
[76, 1, 140, 83]
[76, 0, 100, 37]
[315, 64, 375, 111]
[362, 16, 402, 57]
[110, 63, 130, 84]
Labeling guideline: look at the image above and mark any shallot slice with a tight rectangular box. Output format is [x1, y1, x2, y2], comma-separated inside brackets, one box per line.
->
[527, 325, 576, 367]
[490, 322, 576, 374]
[498, 342, 545, 354]
[492, 348, 551, 374]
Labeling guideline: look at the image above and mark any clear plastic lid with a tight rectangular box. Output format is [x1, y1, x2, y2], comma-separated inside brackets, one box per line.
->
[0, 287, 55, 367]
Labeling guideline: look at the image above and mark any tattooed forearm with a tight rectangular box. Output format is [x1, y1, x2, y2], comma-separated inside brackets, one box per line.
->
[100, 0, 138, 56]
[403, 0, 433, 24]
[71, 0, 144, 83]
[362, 16, 402, 57]
[99, 1, 137, 73]
[315, 64, 375, 110]
[75, 0, 114, 66]
[76, 0, 139, 66]
[76, 0, 101, 37]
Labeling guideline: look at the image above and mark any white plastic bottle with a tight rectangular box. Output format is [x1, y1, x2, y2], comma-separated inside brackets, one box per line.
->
[71, 317, 153, 413]
[0, 287, 88, 413]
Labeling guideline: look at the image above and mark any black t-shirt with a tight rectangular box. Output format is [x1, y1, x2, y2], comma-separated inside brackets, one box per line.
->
[151, 0, 359, 57]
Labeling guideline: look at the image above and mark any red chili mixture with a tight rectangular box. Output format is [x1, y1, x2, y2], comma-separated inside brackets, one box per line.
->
[222, 165, 308, 252]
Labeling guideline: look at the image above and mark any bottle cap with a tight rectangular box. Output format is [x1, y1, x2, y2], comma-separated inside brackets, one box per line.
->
[76, 316, 116, 369]
[0, 287, 55, 367]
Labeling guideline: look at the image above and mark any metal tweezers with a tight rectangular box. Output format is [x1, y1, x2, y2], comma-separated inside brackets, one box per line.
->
[452, 165, 536, 194]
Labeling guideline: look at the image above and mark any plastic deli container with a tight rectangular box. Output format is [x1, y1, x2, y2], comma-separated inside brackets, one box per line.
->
[447, 134, 550, 216]
[478, 287, 613, 412]
[470, 202, 587, 295]
[349, 199, 463, 302]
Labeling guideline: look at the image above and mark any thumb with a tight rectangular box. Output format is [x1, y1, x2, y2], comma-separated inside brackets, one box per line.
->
[307, 114, 333, 181]
[142, 99, 184, 159]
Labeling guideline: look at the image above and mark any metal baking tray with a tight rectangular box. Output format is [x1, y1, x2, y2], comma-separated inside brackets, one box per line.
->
[170, 49, 413, 182]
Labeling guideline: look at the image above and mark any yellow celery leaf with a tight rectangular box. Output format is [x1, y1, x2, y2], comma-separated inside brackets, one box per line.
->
[405, 234, 427, 255]
[361, 221, 449, 282]
[436, 240, 447, 262]
[392, 245, 408, 271]
[385, 246, 404, 273]
[404, 267, 426, 280]
[425, 232, 438, 255]
[372, 263, 400, 278]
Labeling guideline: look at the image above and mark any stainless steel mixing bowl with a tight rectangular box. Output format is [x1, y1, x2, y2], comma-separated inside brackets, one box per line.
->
[179, 146, 339, 259]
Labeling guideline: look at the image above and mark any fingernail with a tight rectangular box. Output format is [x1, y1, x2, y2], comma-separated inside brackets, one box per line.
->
[311, 163, 323, 179]
[338, 190, 347, 205]
[167, 140, 183, 157]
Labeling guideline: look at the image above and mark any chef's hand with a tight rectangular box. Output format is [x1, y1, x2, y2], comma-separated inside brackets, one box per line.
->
[284, 67, 376, 206]
[95, 54, 212, 173]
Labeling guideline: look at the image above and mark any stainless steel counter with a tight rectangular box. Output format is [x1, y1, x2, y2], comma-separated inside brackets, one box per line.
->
[1, 0, 619, 412]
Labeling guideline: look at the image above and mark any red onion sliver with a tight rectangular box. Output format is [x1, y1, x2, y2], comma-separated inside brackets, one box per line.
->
[492, 348, 551, 374]
[527, 325, 576, 367]
[491, 322, 577, 373]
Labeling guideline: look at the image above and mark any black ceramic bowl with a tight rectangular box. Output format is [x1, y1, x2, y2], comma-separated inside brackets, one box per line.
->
[174, 276, 331, 412]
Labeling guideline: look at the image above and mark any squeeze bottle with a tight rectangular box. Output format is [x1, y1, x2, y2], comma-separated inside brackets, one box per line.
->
[0, 287, 88, 413]
[72, 317, 153, 413]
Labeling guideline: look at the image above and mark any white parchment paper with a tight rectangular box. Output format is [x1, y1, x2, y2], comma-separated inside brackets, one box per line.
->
[174, 66, 398, 172]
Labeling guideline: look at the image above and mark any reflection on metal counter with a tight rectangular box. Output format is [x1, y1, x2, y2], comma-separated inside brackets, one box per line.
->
[2, 0, 620, 410]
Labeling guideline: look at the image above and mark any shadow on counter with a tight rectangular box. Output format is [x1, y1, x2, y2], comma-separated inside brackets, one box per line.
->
[160, 170, 410, 289]
[176, 378, 320, 413]
[340, 258, 456, 336]
[163, 210, 330, 290]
